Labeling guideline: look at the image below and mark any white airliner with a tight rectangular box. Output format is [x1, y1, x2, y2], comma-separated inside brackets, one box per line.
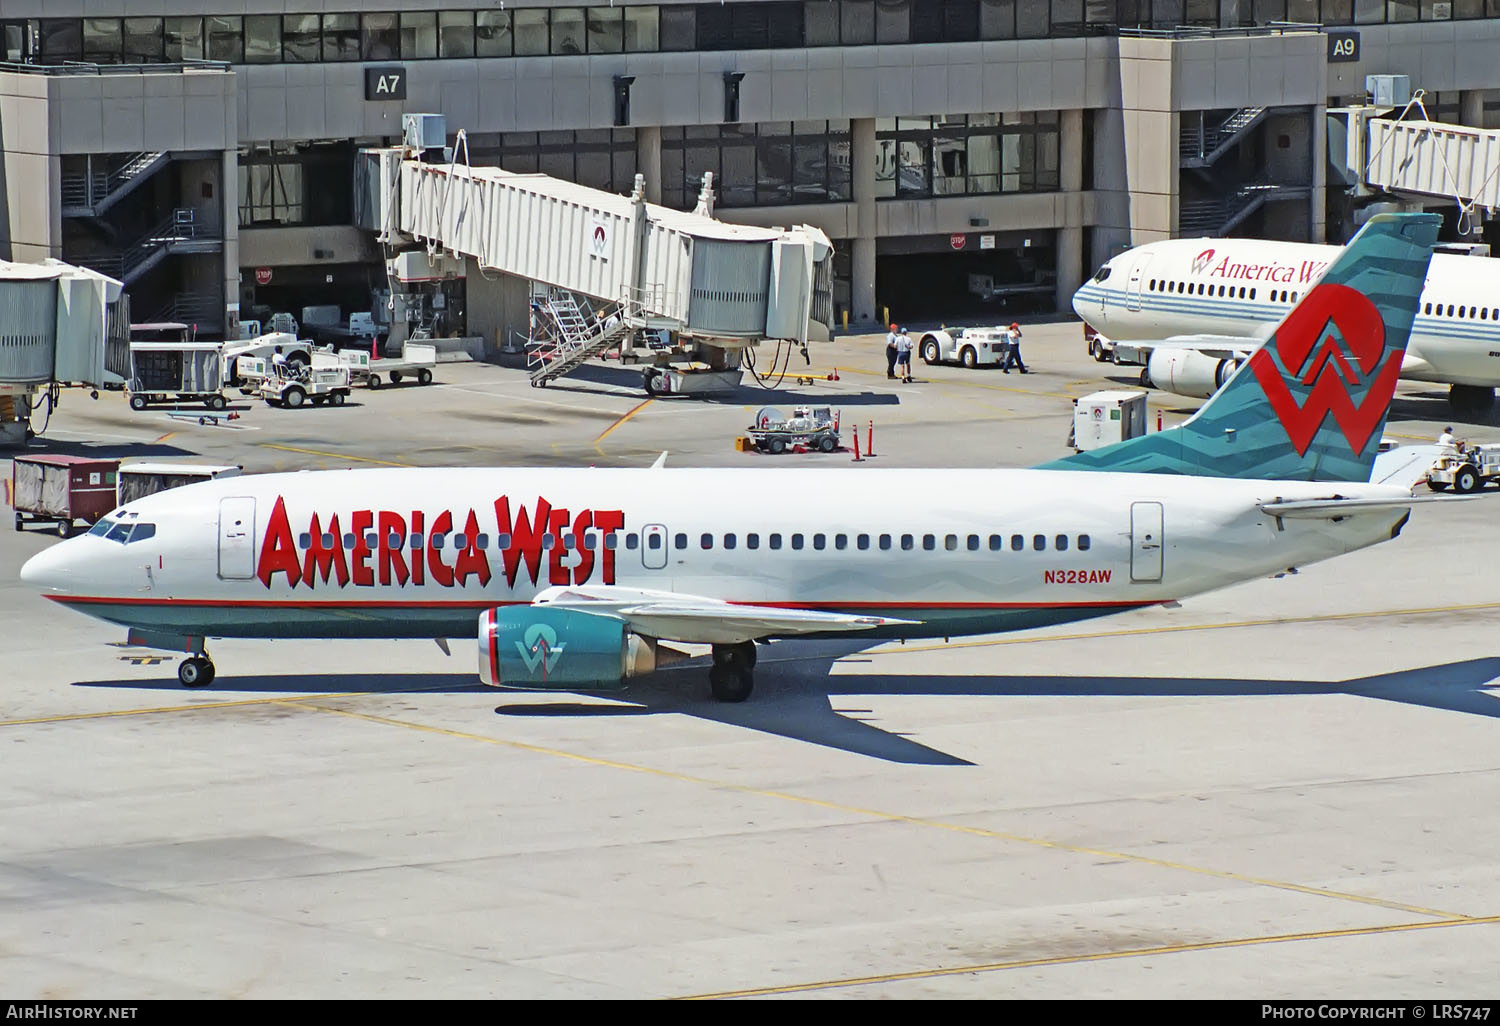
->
[1073, 235, 1500, 418]
[20, 214, 1443, 704]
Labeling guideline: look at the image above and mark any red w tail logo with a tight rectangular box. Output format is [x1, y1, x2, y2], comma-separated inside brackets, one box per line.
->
[1247, 282, 1404, 457]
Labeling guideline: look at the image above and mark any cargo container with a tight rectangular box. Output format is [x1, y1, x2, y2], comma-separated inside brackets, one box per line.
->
[116, 462, 242, 505]
[12, 454, 119, 536]
[127, 340, 226, 411]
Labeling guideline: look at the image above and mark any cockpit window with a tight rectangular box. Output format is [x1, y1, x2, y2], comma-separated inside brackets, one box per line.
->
[94, 518, 155, 544]
[1092, 265, 1111, 283]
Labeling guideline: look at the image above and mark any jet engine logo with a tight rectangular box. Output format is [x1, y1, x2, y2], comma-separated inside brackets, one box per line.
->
[1247, 282, 1403, 457]
[1191, 248, 1215, 274]
[516, 623, 566, 677]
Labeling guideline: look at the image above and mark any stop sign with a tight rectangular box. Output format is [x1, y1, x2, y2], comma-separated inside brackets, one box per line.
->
[949, 234, 966, 250]
[255, 267, 273, 285]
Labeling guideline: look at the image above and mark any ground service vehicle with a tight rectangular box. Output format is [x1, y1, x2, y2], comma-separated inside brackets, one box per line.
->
[919, 326, 1011, 368]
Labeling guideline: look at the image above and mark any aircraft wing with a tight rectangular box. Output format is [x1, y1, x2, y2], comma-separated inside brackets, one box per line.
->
[1116, 333, 1260, 361]
[530, 585, 916, 645]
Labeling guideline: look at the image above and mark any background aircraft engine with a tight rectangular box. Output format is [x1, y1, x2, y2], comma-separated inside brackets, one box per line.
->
[1146, 349, 1242, 399]
[477, 607, 660, 689]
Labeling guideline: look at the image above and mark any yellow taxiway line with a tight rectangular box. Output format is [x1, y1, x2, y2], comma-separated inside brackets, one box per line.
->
[285, 698, 1469, 924]
[680, 913, 1500, 998]
[258, 443, 414, 468]
[593, 397, 655, 445]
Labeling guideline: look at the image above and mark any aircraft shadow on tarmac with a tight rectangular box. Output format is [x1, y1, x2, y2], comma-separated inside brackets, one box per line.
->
[74, 650, 1500, 767]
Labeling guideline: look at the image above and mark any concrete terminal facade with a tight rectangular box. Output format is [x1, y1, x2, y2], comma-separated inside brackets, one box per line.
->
[2, 1, 1500, 337]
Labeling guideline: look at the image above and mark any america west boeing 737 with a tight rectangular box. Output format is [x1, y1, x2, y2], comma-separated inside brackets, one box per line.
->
[1073, 232, 1500, 418]
[21, 214, 1442, 703]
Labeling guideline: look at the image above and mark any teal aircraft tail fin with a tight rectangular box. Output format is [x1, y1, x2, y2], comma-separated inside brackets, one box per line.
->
[1042, 212, 1440, 481]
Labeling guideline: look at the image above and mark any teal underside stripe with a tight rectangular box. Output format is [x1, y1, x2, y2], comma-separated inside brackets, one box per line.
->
[63, 600, 1148, 644]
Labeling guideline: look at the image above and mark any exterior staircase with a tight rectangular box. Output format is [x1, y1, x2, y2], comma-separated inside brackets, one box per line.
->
[526, 291, 633, 386]
[70, 209, 218, 286]
[1178, 182, 1308, 236]
[60, 152, 169, 217]
[1180, 107, 1268, 168]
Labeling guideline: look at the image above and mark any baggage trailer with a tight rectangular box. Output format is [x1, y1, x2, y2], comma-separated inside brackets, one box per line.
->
[12, 454, 119, 536]
[126, 340, 226, 411]
[116, 462, 242, 504]
[747, 406, 841, 454]
[341, 341, 438, 389]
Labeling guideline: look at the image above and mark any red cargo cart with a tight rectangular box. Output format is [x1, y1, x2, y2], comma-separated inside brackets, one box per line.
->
[12, 455, 120, 537]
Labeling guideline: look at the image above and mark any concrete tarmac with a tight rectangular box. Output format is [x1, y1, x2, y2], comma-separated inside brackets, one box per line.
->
[2, 323, 1499, 998]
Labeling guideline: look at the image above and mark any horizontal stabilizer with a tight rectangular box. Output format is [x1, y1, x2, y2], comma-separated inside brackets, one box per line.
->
[1259, 496, 1434, 519]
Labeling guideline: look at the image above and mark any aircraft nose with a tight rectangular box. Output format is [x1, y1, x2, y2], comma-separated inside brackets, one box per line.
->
[19, 542, 74, 593]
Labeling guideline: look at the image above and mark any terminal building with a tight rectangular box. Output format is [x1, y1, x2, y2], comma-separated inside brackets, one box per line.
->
[2, 1, 1500, 338]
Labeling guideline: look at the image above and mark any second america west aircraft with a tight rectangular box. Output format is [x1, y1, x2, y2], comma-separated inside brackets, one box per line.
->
[21, 214, 1442, 705]
[1074, 230, 1500, 418]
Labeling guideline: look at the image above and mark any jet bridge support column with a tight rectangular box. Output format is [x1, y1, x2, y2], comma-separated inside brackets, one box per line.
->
[851, 117, 877, 326]
[1057, 109, 1085, 311]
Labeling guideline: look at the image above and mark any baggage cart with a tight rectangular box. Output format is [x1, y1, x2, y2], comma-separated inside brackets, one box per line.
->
[116, 462, 242, 505]
[12, 454, 119, 536]
[126, 341, 226, 411]
[746, 406, 841, 454]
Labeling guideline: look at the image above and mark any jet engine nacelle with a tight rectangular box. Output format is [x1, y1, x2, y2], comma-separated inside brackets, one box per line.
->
[1146, 348, 1242, 400]
[477, 607, 660, 689]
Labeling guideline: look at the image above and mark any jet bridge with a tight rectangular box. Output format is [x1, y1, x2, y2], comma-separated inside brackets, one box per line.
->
[1332, 98, 1500, 232]
[0, 259, 127, 448]
[360, 117, 834, 393]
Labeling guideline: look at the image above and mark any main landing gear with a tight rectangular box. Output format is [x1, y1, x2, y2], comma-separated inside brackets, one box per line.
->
[178, 655, 216, 687]
[709, 641, 757, 703]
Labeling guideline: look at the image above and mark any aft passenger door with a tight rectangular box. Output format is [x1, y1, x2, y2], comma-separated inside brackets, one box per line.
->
[641, 524, 668, 571]
[218, 497, 257, 580]
[1125, 262, 1145, 311]
[1130, 501, 1163, 582]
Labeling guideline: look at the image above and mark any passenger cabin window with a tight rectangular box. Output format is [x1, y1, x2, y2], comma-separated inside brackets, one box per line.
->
[724, 533, 736, 550]
[879, 534, 892, 550]
[813, 533, 826, 550]
[945, 534, 958, 551]
[1055, 534, 1068, 551]
[922, 534, 936, 551]
[626, 533, 639, 550]
[1011, 534, 1024, 551]
[989, 534, 1003, 550]
[770, 533, 782, 550]
[835, 534, 848, 550]
[967, 534, 980, 551]
[747, 533, 760, 549]
[648, 534, 662, 550]
[1078, 534, 1092, 551]
[856, 534, 869, 550]
[700, 532, 713, 549]
[674, 532, 687, 549]
[791, 533, 804, 550]
[901, 534, 914, 551]
[1033, 534, 1046, 551]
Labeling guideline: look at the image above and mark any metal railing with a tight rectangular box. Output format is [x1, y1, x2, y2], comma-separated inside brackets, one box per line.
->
[1119, 21, 1324, 39]
[68, 208, 217, 284]
[0, 59, 230, 76]
[60, 151, 168, 213]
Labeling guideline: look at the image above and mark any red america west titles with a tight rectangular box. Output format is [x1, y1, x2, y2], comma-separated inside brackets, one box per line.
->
[255, 495, 626, 591]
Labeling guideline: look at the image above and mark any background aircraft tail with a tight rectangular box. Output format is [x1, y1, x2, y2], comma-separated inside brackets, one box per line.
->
[1043, 212, 1440, 481]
